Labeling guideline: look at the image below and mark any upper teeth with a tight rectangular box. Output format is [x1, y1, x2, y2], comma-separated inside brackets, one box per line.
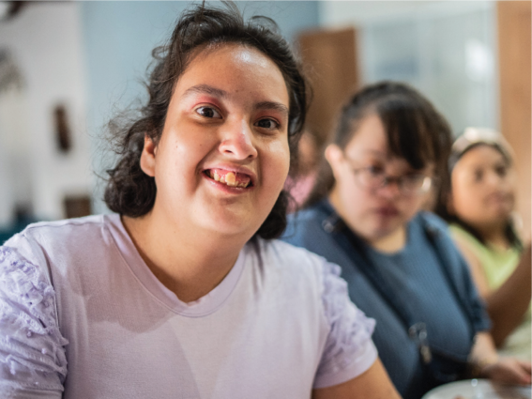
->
[210, 170, 249, 188]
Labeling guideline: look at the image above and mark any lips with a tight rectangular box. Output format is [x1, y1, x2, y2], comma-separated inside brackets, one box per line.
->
[205, 168, 252, 188]
[374, 206, 399, 217]
[486, 191, 511, 203]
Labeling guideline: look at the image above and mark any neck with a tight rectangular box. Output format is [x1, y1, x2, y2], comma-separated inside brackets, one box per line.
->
[369, 226, 407, 253]
[471, 221, 510, 249]
[122, 210, 247, 303]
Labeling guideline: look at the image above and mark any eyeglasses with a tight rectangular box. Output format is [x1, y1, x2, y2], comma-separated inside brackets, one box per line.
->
[345, 159, 433, 196]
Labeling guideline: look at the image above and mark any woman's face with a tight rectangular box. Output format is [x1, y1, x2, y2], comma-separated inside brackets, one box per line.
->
[140, 43, 290, 239]
[450, 145, 515, 228]
[327, 113, 432, 243]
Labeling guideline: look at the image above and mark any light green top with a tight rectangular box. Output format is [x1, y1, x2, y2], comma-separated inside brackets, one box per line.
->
[450, 223, 531, 360]
[449, 224, 521, 291]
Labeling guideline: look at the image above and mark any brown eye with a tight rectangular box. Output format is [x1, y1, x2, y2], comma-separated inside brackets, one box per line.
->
[495, 165, 508, 177]
[196, 106, 221, 119]
[255, 118, 279, 130]
[367, 165, 385, 177]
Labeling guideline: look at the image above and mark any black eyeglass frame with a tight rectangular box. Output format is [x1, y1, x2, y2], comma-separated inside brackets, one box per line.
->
[344, 157, 434, 196]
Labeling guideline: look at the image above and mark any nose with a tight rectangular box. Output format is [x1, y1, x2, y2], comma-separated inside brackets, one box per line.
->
[376, 178, 402, 198]
[219, 119, 258, 160]
[486, 170, 504, 187]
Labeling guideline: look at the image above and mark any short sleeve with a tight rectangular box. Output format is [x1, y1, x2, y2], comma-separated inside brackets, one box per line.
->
[0, 245, 68, 398]
[314, 261, 378, 389]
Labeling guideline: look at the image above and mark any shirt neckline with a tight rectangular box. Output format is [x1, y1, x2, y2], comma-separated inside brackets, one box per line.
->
[105, 213, 247, 317]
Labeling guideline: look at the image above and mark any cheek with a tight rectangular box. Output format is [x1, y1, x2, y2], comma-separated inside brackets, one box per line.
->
[264, 140, 290, 186]
[403, 196, 426, 217]
[156, 134, 204, 185]
[450, 173, 477, 210]
[502, 175, 517, 195]
[339, 179, 369, 212]
[453, 183, 479, 213]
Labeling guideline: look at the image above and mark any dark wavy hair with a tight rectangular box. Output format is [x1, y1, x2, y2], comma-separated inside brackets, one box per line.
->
[305, 81, 453, 209]
[104, 2, 308, 239]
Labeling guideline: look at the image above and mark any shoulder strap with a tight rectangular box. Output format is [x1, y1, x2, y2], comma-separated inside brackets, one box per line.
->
[420, 216, 476, 342]
[317, 202, 415, 329]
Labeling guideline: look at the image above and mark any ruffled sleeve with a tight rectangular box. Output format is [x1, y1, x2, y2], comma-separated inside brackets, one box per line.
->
[0, 245, 68, 398]
[314, 261, 378, 389]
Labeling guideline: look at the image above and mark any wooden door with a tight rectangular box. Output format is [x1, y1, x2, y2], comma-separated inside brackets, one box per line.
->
[497, 1, 531, 237]
[297, 27, 359, 147]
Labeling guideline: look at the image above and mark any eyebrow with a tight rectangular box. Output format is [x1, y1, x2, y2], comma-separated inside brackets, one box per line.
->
[255, 101, 289, 117]
[182, 84, 227, 99]
[363, 149, 387, 157]
[182, 84, 289, 117]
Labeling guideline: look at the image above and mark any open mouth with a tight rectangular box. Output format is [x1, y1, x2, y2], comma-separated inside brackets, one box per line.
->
[204, 168, 252, 188]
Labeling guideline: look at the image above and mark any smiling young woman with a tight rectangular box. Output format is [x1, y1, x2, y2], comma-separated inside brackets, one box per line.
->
[122, 43, 293, 302]
[0, 4, 400, 399]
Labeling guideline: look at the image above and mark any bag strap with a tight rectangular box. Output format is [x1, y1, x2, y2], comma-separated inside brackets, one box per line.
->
[420, 217, 476, 343]
[317, 201, 416, 328]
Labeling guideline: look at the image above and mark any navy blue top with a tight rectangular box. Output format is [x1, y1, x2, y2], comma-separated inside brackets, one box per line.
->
[282, 200, 491, 399]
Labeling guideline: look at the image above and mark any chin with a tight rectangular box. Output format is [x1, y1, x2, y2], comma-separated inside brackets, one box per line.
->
[357, 225, 394, 243]
[200, 212, 262, 239]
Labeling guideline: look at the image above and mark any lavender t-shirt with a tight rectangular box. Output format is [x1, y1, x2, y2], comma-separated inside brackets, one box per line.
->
[0, 215, 377, 398]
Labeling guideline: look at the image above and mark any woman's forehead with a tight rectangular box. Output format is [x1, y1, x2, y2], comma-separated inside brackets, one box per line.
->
[174, 43, 288, 103]
[459, 144, 509, 166]
[346, 114, 386, 148]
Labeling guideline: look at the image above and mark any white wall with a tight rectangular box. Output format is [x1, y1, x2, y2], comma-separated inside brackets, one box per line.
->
[319, 1, 493, 27]
[0, 2, 91, 225]
[0, 87, 30, 226]
[318, 1, 498, 135]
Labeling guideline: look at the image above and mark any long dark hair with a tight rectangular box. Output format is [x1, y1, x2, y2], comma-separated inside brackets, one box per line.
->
[104, 2, 308, 239]
[305, 81, 453, 209]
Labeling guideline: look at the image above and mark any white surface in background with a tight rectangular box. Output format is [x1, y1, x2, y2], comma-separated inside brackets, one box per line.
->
[318, 1, 498, 135]
[0, 2, 91, 224]
[422, 379, 531, 399]
[319, 1, 494, 27]
[0, 87, 30, 226]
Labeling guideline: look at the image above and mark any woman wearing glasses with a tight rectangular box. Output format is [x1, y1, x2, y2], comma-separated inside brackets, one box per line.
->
[282, 82, 531, 399]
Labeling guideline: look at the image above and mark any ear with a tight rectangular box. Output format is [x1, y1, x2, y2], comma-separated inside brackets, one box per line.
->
[324, 143, 344, 180]
[140, 135, 157, 177]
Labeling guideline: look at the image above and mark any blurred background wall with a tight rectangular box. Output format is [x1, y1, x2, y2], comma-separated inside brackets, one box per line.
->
[0, 0, 530, 241]
[0, 2, 90, 229]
